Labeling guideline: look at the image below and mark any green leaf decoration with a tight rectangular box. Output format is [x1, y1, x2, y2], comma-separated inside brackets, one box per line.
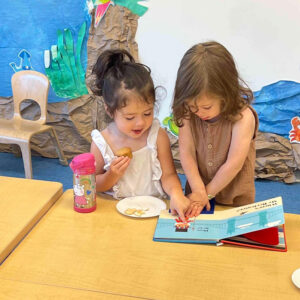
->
[114, 0, 148, 16]
[44, 22, 88, 99]
[162, 114, 179, 136]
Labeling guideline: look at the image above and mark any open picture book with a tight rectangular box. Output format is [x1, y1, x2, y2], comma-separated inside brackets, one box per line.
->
[153, 197, 287, 252]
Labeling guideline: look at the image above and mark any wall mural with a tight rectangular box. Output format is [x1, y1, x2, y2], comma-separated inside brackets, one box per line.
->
[1, 0, 91, 102]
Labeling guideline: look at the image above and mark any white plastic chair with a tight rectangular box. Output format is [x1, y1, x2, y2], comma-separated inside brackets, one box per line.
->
[0, 70, 68, 178]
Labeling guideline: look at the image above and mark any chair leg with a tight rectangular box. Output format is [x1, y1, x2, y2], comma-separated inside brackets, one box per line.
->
[11, 144, 22, 157]
[49, 128, 68, 166]
[19, 142, 33, 179]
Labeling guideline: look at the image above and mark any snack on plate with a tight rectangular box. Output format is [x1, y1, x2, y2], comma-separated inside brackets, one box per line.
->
[124, 208, 148, 217]
[125, 208, 136, 215]
[115, 147, 132, 159]
[134, 209, 146, 216]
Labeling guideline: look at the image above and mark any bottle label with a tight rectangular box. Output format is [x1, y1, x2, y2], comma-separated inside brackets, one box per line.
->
[73, 174, 96, 209]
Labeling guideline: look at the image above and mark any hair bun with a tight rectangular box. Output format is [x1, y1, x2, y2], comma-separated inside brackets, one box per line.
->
[92, 49, 135, 95]
[108, 50, 134, 70]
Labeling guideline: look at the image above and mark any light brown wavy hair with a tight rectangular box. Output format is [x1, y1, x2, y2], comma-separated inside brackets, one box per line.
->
[172, 41, 253, 127]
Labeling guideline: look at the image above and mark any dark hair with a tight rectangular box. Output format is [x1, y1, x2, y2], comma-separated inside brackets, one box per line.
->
[172, 41, 253, 127]
[92, 49, 155, 116]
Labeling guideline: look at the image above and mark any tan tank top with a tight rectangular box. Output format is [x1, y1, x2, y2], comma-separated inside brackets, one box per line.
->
[185, 106, 259, 206]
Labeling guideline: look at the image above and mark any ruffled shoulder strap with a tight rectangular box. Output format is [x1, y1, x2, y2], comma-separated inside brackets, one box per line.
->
[147, 118, 161, 148]
[91, 129, 115, 165]
[146, 119, 165, 196]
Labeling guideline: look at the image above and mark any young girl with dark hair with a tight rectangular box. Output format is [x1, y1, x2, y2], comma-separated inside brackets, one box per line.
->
[91, 49, 189, 220]
[172, 41, 259, 217]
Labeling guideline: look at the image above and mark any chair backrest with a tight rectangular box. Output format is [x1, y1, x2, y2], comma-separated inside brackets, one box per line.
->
[11, 70, 50, 125]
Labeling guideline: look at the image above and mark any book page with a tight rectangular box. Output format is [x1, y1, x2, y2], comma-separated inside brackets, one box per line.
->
[153, 197, 285, 242]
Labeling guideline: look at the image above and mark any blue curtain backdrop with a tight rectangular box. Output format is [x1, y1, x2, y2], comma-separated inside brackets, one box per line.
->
[0, 0, 91, 102]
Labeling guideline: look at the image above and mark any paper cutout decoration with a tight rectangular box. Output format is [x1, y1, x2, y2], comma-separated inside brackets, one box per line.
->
[44, 22, 88, 99]
[9, 49, 34, 72]
[93, 0, 111, 4]
[92, 0, 148, 27]
[94, 0, 113, 27]
[114, 0, 148, 16]
[252, 81, 300, 138]
[163, 114, 179, 137]
[289, 116, 300, 143]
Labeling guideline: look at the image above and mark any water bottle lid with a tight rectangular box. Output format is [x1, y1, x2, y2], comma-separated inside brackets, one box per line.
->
[70, 153, 96, 174]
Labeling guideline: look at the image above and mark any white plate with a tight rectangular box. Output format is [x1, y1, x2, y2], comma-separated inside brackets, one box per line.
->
[116, 196, 166, 218]
[292, 268, 300, 288]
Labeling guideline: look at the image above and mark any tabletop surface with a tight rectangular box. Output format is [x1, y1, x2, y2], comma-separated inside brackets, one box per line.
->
[0, 176, 63, 264]
[0, 189, 299, 300]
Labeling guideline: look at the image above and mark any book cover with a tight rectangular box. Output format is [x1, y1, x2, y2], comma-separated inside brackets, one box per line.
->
[153, 197, 287, 251]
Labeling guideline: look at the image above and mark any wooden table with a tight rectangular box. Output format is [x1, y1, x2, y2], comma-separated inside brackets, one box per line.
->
[0, 176, 63, 265]
[0, 189, 299, 299]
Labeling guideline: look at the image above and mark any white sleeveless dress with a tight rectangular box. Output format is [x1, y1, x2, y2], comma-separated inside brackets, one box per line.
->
[91, 119, 166, 199]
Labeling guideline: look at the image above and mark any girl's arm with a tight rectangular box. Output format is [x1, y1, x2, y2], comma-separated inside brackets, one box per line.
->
[90, 141, 130, 192]
[179, 119, 210, 216]
[206, 107, 256, 196]
[157, 128, 190, 221]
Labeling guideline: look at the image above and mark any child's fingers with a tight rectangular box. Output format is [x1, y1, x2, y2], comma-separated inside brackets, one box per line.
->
[110, 156, 124, 166]
[186, 207, 196, 217]
[110, 157, 131, 175]
[187, 203, 204, 217]
[176, 209, 186, 222]
[185, 206, 193, 217]
[190, 205, 202, 217]
[170, 208, 177, 216]
[112, 156, 130, 168]
[205, 201, 211, 212]
[170, 208, 186, 222]
[118, 157, 131, 171]
[194, 205, 203, 216]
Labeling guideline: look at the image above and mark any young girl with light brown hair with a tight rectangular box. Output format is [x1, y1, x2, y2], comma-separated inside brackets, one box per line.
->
[172, 41, 259, 217]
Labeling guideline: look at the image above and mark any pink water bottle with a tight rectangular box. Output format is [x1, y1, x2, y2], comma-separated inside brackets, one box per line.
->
[70, 153, 97, 213]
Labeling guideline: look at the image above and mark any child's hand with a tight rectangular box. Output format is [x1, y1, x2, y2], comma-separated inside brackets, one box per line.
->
[109, 156, 131, 178]
[185, 192, 211, 217]
[169, 194, 190, 222]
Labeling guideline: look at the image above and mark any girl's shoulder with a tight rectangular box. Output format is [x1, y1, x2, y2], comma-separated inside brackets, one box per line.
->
[91, 126, 115, 159]
[231, 106, 256, 126]
[232, 106, 257, 137]
[91, 127, 111, 147]
[239, 106, 257, 125]
[148, 119, 161, 139]
[91, 128, 101, 140]
[157, 124, 168, 138]
[151, 118, 161, 130]
[99, 127, 110, 139]
[147, 118, 161, 142]
[156, 126, 171, 148]
[92, 124, 112, 138]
